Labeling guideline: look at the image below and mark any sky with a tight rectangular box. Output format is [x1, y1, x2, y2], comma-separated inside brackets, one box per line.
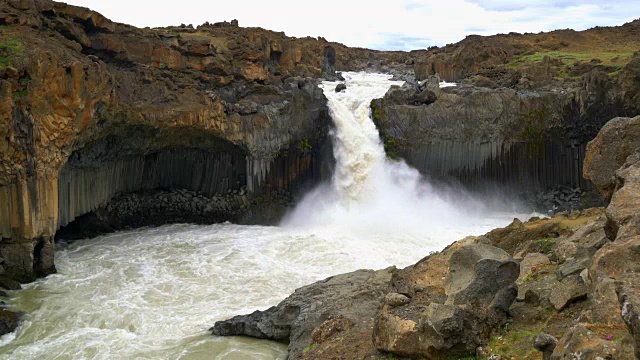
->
[63, 0, 639, 50]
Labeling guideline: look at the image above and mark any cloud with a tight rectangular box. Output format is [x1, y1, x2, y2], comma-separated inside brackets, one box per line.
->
[378, 34, 435, 51]
[63, 0, 640, 51]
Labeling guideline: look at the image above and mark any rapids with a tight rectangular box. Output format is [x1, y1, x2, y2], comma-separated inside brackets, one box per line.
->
[0, 73, 525, 359]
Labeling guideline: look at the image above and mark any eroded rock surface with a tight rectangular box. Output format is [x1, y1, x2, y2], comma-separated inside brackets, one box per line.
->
[211, 268, 394, 359]
[373, 242, 519, 359]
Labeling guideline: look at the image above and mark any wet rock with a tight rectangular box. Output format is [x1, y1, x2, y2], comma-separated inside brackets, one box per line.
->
[533, 333, 557, 360]
[335, 83, 346, 92]
[0, 275, 20, 291]
[0, 309, 20, 336]
[549, 275, 588, 311]
[211, 268, 393, 359]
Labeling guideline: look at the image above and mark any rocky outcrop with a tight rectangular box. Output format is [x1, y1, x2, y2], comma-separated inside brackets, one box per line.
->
[373, 241, 519, 359]
[211, 268, 394, 359]
[373, 63, 640, 196]
[583, 116, 640, 201]
[372, 24, 640, 199]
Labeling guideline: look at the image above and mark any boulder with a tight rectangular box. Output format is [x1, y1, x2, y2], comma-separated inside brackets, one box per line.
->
[533, 333, 558, 360]
[590, 236, 640, 283]
[517, 252, 550, 284]
[335, 83, 347, 92]
[373, 244, 519, 358]
[618, 277, 640, 359]
[583, 116, 640, 201]
[556, 254, 591, 281]
[605, 152, 640, 240]
[549, 275, 588, 311]
[0, 309, 20, 336]
[211, 268, 393, 359]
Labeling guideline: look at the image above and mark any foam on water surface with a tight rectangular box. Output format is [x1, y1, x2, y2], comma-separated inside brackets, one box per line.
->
[1, 73, 524, 359]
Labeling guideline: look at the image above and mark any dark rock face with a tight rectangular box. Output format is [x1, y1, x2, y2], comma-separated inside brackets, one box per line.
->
[0, 309, 21, 337]
[211, 268, 394, 359]
[371, 78, 637, 196]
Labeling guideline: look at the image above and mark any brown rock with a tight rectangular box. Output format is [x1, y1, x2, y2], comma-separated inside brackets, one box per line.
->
[606, 152, 640, 240]
[384, 292, 410, 307]
[550, 323, 633, 359]
[583, 116, 640, 201]
[517, 252, 550, 285]
[549, 275, 588, 311]
[373, 244, 519, 358]
[311, 316, 353, 344]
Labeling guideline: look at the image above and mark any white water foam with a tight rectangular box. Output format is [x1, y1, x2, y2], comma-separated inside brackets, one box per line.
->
[0, 72, 526, 359]
[283, 72, 502, 246]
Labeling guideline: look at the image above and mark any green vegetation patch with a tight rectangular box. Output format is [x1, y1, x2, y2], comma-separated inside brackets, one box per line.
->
[508, 50, 635, 80]
[532, 237, 556, 255]
[0, 30, 24, 69]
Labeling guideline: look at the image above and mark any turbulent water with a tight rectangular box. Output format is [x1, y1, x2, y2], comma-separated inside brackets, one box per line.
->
[1, 73, 526, 359]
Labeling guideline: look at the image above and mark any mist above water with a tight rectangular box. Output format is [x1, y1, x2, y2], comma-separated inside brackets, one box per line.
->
[282, 72, 500, 241]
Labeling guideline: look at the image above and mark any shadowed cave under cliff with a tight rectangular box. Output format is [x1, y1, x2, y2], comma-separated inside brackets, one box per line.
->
[55, 125, 332, 240]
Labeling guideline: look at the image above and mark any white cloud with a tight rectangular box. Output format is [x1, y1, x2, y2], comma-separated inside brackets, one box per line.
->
[62, 0, 640, 50]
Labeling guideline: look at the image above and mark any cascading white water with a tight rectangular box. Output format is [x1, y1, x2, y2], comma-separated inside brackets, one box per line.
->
[283, 72, 492, 240]
[0, 73, 526, 360]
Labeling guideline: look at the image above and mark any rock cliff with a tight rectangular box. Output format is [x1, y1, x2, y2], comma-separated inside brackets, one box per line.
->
[373, 48, 640, 194]
[372, 20, 640, 196]
[0, 0, 414, 282]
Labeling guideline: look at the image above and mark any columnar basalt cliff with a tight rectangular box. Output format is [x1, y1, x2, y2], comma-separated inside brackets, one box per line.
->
[0, 0, 417, 283]
[373, 21, 640, 194]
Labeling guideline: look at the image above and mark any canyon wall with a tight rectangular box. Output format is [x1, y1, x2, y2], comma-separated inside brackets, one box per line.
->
[373, 52, 640, 194]
[0, 0, 416, 282]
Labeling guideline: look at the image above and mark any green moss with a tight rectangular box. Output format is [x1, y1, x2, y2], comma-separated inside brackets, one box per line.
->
[0, 34, 24, 69]
[298, 138, 312, 152]
[13, 89, 28, 98]
[303, 344, 316, 353]
[371, 99, 401, 160]
[533, 237, 556, 254]
[520, 106, 549, 158]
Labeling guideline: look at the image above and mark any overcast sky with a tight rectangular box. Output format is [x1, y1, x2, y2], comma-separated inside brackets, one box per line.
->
[63, 0, 639, 50]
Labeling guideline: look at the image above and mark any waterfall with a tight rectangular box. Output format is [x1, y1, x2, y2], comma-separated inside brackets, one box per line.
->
[282, 72, 492, 237]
